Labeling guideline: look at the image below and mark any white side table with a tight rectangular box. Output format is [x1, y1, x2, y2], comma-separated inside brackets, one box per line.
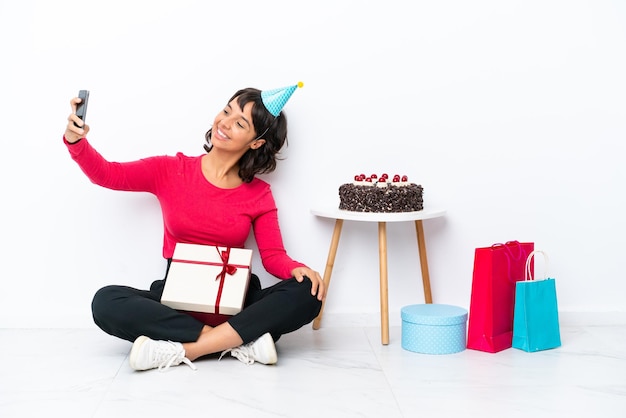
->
[310, 206, 446, 345]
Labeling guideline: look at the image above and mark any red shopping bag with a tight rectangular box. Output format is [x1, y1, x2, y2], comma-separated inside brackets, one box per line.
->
[467, 241, 534, 353]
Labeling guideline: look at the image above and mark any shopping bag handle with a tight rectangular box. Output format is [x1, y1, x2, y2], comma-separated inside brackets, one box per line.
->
[504, 240, 523, 260]
[525, 250, 550, 281]
[492, 240, 524, 260]
[492, 240, 525, 283]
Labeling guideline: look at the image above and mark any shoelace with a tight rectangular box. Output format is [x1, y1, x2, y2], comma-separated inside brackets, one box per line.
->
[155, 341, 197, 372]
[219, 344, 255, 365]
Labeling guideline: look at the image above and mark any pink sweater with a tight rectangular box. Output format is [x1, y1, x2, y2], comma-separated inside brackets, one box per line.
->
[65, 138, 305, 279]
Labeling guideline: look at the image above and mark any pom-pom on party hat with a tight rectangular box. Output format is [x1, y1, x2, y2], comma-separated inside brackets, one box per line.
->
[261, 81, 303, 117]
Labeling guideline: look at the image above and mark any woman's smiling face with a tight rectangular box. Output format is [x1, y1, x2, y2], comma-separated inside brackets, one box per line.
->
[211, 99, 259, 150]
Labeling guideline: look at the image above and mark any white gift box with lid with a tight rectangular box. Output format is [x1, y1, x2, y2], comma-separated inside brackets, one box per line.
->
[161, 243, 252, 316]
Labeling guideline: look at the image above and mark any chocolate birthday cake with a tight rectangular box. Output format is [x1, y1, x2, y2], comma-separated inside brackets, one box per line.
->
[339, 173, 424, 213]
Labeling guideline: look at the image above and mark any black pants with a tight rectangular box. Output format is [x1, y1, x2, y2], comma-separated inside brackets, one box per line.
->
[91, 269, 322, 345]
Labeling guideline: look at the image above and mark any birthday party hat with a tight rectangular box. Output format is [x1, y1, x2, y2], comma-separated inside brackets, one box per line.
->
[261, 81, 303, 117]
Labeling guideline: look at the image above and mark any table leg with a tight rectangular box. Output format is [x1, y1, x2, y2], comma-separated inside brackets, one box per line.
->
[415, 220, 433, 304]
[378, 222, 389, 345]
[312, 219, 344, 330]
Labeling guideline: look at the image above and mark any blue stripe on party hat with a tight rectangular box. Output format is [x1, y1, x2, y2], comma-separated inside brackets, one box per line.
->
[261, 81, 303, 117]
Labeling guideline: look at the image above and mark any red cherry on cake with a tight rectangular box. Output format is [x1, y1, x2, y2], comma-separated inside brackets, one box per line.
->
[393, 175, 401, 182]
[370, 174, 378, 179]
[365, 177, 372, 182]
[381, 173, 388, 180]
[401, 175, 408, 182]
[354, 175, 361, 181]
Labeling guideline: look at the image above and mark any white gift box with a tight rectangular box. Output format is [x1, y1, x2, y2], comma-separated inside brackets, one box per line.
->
[161, 243, 252, 316]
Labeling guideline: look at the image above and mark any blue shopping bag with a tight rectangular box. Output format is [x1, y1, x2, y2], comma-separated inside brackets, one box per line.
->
[512, 250, 561, 352]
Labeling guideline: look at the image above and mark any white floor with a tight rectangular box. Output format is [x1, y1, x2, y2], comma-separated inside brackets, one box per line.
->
[2, 314, 625, 418]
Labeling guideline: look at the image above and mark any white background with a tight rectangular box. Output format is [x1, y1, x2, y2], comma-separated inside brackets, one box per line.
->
[1, 0, 624, 327]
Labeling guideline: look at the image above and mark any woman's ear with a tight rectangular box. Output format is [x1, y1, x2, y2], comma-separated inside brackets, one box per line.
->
[250, 139, 266, 149]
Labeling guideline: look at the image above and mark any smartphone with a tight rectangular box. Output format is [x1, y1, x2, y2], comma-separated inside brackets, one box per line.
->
[74, 90, 90, 127]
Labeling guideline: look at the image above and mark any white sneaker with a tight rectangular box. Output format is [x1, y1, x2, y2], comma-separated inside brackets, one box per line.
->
[219, 332, 277, 365]
[129, 336, 197, 372]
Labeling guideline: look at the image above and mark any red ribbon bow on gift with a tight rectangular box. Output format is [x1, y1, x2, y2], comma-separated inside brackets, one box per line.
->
[214, 246, 244, 315]
[215, 246, 238, 281]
